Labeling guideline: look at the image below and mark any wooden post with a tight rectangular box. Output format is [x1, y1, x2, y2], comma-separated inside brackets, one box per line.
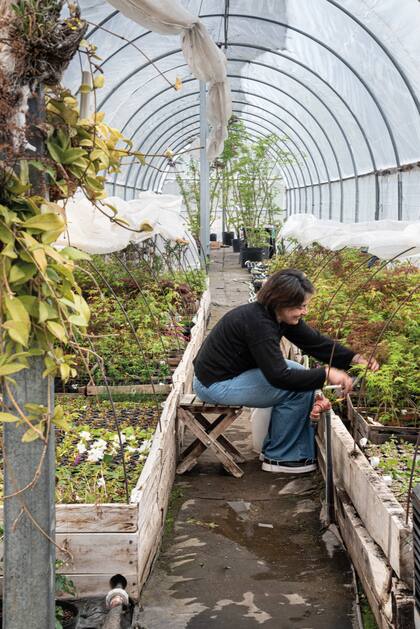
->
[3, 90, 56, 628]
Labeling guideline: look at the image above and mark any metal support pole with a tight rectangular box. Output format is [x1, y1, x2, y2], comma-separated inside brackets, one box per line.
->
[3, 90, 56, 629]
[199, 81, 210, 265]
[324, 409, 335, 525]
[374, 172, 380, 220]
[3, 360, 55, 629]
[397, 171, 403, 220]
[79, 70, 92, 119]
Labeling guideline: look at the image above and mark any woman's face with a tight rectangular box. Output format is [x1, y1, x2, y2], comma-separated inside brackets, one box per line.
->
[276, 292, 313, 325]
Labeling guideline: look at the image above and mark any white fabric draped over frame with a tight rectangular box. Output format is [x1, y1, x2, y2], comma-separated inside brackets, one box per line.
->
[106, 0, 232, 160]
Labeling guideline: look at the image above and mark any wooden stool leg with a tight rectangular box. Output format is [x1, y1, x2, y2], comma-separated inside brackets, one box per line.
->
[217, 434, 246, 463]
[177, 407, 245, 478]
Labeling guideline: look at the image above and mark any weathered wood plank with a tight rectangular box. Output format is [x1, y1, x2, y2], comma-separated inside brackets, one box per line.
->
[130, 385, 179, 594]
[56, 504, 138, 533]
[0, 504, 138, 533]
[391, 577, 415, 629]
[335, 487, 393, 629]
[180, 393, 196, 405]
[172, 285, 211, 394]
[327, 412, 413, 583]
[56, 533, 137, 574]
[181, 402, 242, 410]
[86, 383, 171, 396]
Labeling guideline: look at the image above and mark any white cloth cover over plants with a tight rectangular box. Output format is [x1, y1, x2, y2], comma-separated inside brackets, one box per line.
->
[105, 0, 232, 160]
[280, 215, 420, 260]
[56, 191, 200, 263]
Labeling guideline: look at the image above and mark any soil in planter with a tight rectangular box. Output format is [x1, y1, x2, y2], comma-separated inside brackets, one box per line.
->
[0, 395, 165, 504]
[365, 438, 420, 515]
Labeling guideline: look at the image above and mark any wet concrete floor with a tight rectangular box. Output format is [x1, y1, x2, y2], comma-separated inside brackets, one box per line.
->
[134, 249, 357, 629]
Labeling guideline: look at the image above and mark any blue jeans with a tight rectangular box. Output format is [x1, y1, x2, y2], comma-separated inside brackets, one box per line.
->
[193, 360, 315, 462]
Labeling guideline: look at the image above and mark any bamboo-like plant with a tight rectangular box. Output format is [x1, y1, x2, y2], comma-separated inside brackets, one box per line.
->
[176, 119, 291, 242]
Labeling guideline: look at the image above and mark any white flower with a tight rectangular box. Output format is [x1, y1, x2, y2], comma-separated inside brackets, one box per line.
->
[370, 456, 380, 468]
[87, 451, 100, 463]
[76, 442, 87, 454]
[126, 445, 137, 454]
[87, 439, 107, 461]
[359, 438, 368, 448]
[383, 475, 393, 485]
[80, 431, 92, 441]
[97, 476, 106, 488]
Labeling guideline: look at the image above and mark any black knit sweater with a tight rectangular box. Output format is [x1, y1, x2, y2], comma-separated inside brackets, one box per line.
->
[194, 302, 355, 392]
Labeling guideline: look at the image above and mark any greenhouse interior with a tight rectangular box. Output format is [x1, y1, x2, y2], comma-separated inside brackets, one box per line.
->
[0, 0, 419, 628]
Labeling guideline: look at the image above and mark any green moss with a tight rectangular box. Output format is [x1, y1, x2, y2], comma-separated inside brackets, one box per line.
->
[358, 580, 379, 629]
[163, 485, 184, 542]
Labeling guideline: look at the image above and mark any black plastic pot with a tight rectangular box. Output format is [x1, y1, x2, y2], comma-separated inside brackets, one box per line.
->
[210, 233, 217, 242]
[222, 231, 234, 246]
[240, 246, 268, 267]
[232, 238, 241, 253]
[56, 601, 79, 629]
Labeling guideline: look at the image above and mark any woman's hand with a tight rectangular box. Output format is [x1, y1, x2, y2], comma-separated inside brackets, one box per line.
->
[324, 366, 354, 395]
[351, 353, 380, 372]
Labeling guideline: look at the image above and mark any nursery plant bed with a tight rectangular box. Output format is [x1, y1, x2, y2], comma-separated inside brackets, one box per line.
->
[365, 439, 420, 514]
[348, 395, 419, 445]
[0, 286, 211, 600]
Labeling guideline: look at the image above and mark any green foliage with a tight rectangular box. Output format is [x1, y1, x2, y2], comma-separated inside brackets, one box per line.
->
[72, 257, 205, 385]
[55, 561, 75, 597]
[176, 119, 288, 239]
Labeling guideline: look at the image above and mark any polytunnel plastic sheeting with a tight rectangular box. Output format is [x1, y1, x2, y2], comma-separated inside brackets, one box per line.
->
[64, 0, 420, 222]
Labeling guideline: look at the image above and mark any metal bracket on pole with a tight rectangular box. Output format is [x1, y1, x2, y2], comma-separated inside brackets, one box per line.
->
[3, 90, 56, 629]
[199, 81, 210, 267]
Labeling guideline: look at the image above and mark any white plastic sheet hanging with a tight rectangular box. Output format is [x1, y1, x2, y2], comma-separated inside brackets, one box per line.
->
[56, 191, 200, 265]
[105, 0, 232, 160]
[279, 214, 420, 261]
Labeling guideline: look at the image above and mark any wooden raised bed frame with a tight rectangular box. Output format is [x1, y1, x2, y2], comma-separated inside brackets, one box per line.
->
[317, 411, 414, 629]
[0, 285, 211, 601]
[347, 395, 419, 445]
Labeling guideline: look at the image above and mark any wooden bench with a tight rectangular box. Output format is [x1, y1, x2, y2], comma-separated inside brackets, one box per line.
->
[176, 394, 245, 478]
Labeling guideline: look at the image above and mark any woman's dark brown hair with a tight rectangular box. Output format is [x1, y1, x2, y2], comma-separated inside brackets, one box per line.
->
[257, 268, 315, 312]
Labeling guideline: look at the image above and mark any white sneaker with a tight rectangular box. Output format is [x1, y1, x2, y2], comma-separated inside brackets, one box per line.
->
[261, 458, 317, 474]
